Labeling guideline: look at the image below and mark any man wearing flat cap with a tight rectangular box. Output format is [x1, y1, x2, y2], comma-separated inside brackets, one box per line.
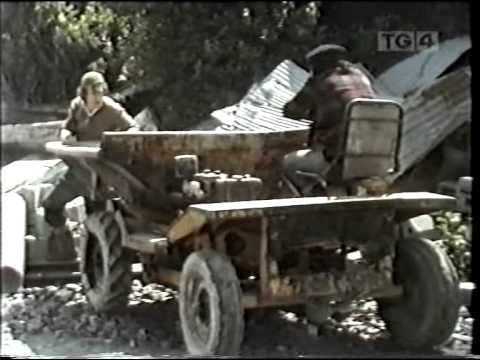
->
[60, 71, 138, 143]
[283, 44, 377, 195]
[42, 71, 139, 256]
[286, 44, 376, 158]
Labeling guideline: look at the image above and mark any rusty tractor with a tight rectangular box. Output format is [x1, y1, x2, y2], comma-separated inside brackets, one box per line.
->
[43, 98, 461, 355]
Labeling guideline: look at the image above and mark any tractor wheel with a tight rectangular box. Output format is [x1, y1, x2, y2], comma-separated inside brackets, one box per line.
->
[377, 237, 460, 349]
[81, 211, 132, 313]
[179, 250, 244, 356]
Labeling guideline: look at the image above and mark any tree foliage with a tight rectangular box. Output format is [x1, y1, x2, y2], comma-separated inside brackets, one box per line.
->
[1, 2, 96, 105]
[131, 1, 324, 128]
[35, 2, 149, 87]
[434, 212, 471, 281]
[1, 1, 469, 130]
[1, 2, 147, 105]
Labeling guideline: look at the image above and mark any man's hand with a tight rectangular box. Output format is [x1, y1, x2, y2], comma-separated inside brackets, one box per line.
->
[126, 125, 140, 132]
[60, 129, 76, 144]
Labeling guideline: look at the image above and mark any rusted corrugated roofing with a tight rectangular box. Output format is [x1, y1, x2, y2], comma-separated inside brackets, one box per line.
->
[387, 67, 471, 182]
[209, 60, 312, 132]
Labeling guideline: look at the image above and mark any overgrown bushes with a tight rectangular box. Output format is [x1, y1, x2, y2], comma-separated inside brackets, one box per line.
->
[434, 211, 472, 282]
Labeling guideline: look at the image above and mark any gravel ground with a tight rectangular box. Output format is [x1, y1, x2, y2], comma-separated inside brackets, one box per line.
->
[1, 281, 476, 358]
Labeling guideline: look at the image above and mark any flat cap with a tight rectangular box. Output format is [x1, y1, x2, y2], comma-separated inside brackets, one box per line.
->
[80, 71, 107, 90]
[305, 44, 348, 61]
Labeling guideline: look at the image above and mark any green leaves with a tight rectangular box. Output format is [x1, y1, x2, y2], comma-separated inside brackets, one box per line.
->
[3, 1, 468, 118]
[434, 211, 471, 281]
[31, 2, 151, 93]
[37, 2, 118, 49]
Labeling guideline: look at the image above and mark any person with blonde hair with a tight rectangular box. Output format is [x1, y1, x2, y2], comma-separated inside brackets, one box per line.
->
[42, 71, 138, 254]
[60, 71, 138, 143]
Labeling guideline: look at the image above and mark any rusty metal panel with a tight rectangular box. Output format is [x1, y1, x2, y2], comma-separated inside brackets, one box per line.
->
[342, 99, 402, 180]
[387, 68, 471, 183]
[100, 130, 309, 193]
[243, 60, 310, 106]
[270, 208, 391, 250]
[299, 257, 396, 299]
[347, 121, 399, 155]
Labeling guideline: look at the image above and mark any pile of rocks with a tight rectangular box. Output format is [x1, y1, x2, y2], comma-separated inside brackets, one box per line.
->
[1, 282, 474, 357]
[324, 300, 387, 341]
[443, 307, 474, 355]
[2, 280, 178, 348]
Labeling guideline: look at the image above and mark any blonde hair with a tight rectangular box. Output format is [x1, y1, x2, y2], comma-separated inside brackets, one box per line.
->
[76, 82, 109, 100]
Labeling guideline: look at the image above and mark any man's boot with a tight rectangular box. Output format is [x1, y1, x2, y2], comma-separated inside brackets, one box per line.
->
[44, 207, 77, 261]
[42, 171, 83, 262]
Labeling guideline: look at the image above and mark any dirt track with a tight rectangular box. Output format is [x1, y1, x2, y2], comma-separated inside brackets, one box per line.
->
[1, 281, 474, 358]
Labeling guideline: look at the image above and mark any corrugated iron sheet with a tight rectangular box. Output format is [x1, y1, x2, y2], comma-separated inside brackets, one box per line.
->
[210, 60, 312, 132]
[387, 67, 471, 182]
[376, 35, 471, 97]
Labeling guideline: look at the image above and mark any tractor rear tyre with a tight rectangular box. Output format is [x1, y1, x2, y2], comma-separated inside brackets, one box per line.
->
[81, 211, 132, 313]
[377, 237, 460, 349]
[179, 250, 244, 356]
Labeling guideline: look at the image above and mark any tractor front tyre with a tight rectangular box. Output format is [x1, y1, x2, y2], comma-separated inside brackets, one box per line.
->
[377, 237, 460, 349]
[81, 211, 132, 313]
[179, 250, 244, 356]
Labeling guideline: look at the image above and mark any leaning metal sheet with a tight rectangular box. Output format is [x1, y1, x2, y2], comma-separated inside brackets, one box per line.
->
[210, 60, 312, 132]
